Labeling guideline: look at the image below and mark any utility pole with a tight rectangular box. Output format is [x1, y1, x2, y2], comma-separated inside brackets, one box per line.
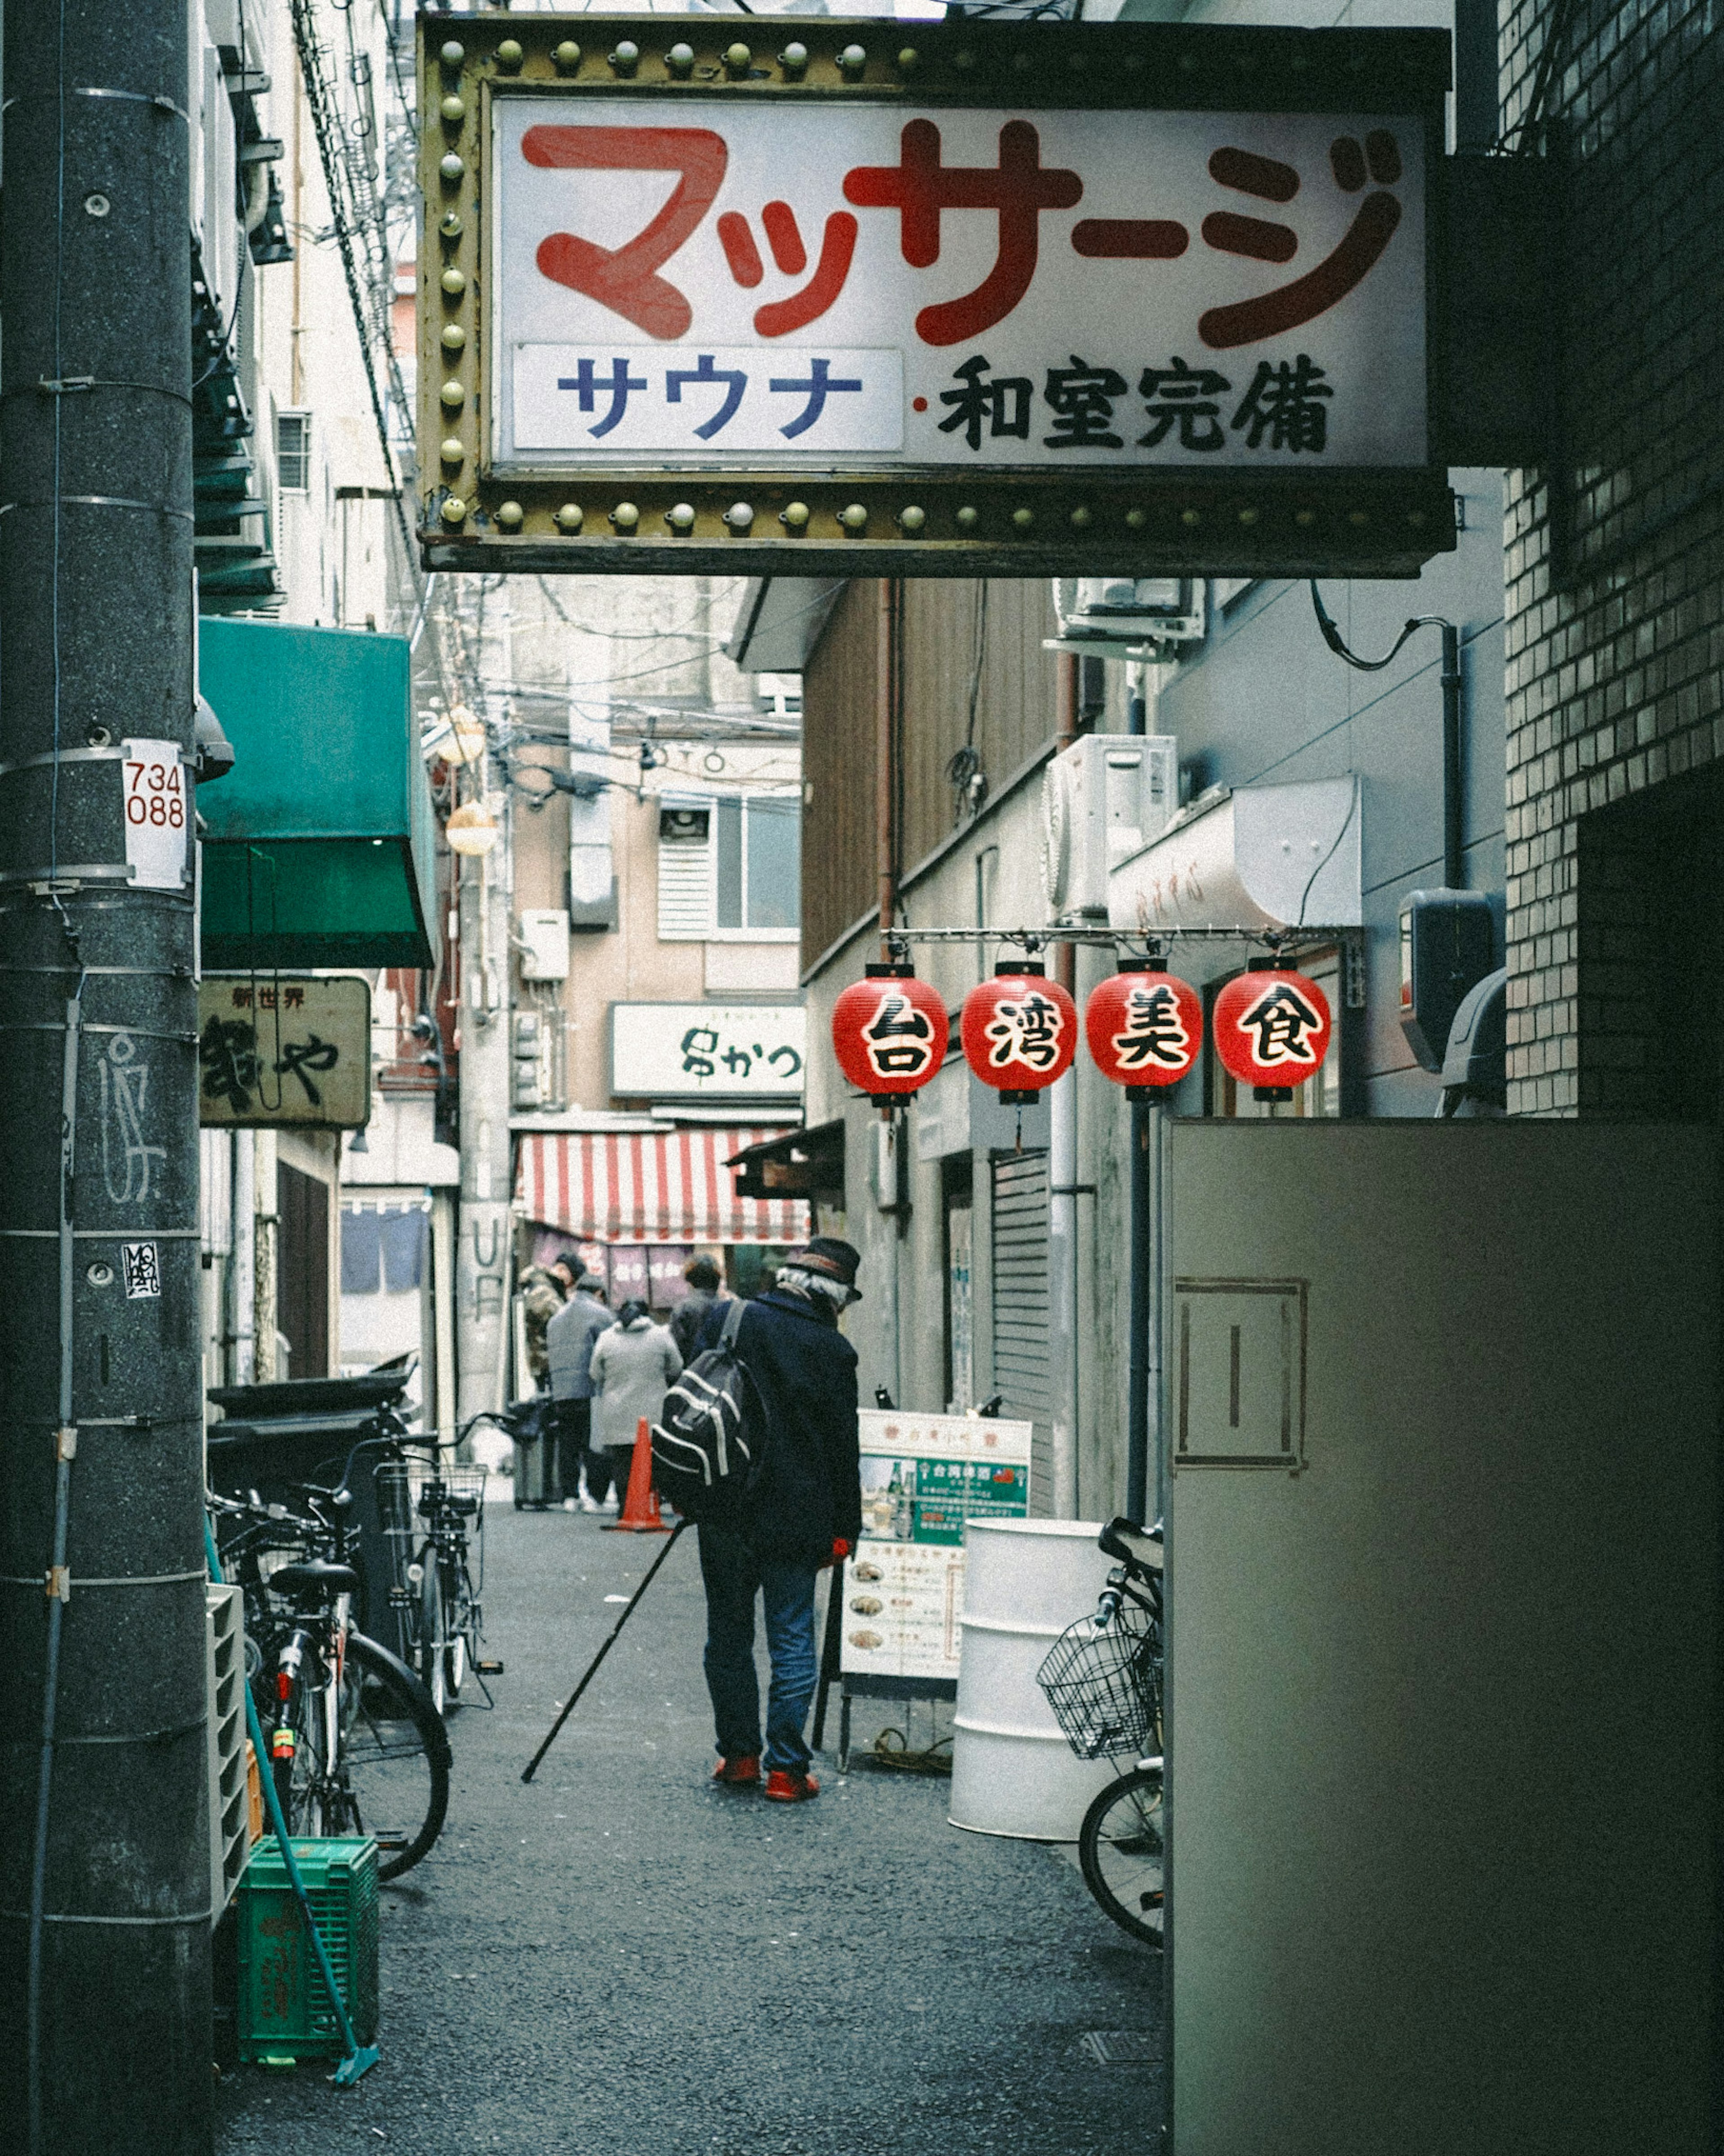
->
[455, 776, 515, 1429]
[0, 5, 211, 2153]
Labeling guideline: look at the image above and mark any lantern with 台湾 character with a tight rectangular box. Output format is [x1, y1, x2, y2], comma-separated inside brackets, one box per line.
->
[960, 961, 1078, 1106]
[1211, 958, 1333, 1103]
[831, 963, 949, 1108]
[1086, 961, 1203, 1099]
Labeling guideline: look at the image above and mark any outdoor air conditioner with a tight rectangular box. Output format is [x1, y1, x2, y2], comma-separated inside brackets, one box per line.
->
[1045, 577, 1206, 657]
[1042, 734, 1178, 920]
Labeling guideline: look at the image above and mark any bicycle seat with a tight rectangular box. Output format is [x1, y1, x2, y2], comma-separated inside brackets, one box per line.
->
[270, 1559, 361, 1601]
[1099, 1517, 1164, 1572]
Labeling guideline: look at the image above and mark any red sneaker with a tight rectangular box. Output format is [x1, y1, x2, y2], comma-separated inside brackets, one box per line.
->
[763, 1768, 820, 1803]
[712, 1754, 761, 1787]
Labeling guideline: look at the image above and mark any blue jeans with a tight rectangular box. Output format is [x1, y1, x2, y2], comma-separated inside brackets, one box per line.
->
[698, 1525, 819, 1773]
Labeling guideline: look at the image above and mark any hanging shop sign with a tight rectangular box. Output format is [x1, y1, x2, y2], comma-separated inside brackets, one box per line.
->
[844, 1409, 1033, 1686]
[197, 976, 372, 1129]
[1211, 959, 1332, 1102]
[961, 961, 1078, 1106]
[831, 963, 949, 1107]
[1086, 961, 1202, 1096]
[610, 1001, 805, 1101]
[418, 15, 1453, 578]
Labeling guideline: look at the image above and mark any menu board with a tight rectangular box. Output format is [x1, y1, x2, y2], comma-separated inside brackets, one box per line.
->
[841, 1410, 1034, 1685]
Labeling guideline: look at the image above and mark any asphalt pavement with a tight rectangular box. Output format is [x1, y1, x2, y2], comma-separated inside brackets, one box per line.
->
[214, 1495, 1162, 2155]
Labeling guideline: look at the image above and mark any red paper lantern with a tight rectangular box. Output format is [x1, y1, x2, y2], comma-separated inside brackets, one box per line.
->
[961, 961, 1078, 1104]
[1211, 960, 1333, 1102]
[831, 963, 949, 1107]
[1086, 962, 1203, 1098]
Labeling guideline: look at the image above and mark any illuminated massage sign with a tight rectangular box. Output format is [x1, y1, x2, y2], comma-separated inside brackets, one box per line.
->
[420, 19, 1454, 573]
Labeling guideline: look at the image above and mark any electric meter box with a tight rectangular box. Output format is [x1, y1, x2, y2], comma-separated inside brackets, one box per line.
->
[518, 908, 570, 981]
[1399, 889, 1495, 1072]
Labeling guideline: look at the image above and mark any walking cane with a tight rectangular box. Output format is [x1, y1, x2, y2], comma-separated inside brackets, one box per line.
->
[811, 1551, 845, 1751]
[522, 1518, 690, 1782]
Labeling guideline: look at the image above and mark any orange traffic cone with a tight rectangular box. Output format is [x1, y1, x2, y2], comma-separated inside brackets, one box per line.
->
[603, 1418, 670, 1534]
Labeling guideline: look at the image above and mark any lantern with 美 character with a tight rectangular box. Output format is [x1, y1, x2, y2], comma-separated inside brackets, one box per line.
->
[1086, 961, 1203, 1098]
[831, 962, 949, 1109]
[1211, 957, 1333, 1103]
[960, 960, 1078, 1105]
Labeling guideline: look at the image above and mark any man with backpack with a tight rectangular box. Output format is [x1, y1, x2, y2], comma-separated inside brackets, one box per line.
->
[658, 1238, 862, 1803]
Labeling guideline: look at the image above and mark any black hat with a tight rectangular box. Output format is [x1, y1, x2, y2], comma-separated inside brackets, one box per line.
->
[798, 1237, 862, 1297]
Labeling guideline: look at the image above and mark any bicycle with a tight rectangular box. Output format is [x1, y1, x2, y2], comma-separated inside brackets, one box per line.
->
[372, 1413, 500, 1716]
[210, 1482, 453, 1882]
[1037, 1515, 1166, 1949]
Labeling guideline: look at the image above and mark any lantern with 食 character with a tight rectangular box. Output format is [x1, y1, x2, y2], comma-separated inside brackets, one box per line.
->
[960, 960, 1078, 1105]
[831, 963, 949, 1108]
[1211, 957, 1333, 1103]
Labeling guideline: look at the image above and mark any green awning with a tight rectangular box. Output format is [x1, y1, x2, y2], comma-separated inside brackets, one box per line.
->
[198, 619, 436, 970]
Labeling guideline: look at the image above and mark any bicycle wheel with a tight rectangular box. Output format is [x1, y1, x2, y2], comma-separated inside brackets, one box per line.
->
[338, 1631, 452, 1881]
[1078, 1764, 1165, 1949]
[441, 1555, 474, 1699]
[417, 1555, 448, 1718]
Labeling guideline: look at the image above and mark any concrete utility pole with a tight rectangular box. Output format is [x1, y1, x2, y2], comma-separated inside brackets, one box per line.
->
[0, 5, 211, 2152]
[456, 780, 515, 1428]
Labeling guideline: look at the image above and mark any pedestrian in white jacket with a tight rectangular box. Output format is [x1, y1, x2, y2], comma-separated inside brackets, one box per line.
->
[589, 1301, 683, 1487]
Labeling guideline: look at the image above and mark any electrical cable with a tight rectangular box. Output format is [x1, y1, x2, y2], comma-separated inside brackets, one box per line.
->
[946, 581, 990, 821]
[866, 1726, 954, 1777]
[1308, 580, 1448, 674]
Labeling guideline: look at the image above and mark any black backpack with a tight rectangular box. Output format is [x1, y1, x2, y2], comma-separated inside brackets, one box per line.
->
[650, 1299, 762, 1521]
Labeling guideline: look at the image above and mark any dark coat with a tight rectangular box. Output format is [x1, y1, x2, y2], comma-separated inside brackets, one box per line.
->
[702, 1285, 861, 1566]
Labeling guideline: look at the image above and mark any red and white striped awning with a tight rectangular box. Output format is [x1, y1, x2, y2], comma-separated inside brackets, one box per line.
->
[515, 1126, 806, 1246]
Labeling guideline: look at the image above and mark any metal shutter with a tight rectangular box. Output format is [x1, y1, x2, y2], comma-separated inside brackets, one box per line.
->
[991, 1151, 1052, 1428]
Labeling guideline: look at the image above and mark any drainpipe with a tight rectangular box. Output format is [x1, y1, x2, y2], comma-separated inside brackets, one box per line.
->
[1441, 623, 1465, 890]
[233, 1129, 256, 1385]
[875, 581, 905, 1403]
[1049, 656, 1081, 1517]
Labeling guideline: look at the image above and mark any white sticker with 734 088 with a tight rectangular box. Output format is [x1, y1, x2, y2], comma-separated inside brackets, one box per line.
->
[121, 740, 189, 891]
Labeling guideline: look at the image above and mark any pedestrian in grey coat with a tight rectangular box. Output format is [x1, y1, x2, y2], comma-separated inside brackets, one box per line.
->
[545, 1274, 611, 1507]
[589, 1301, 683, 1486]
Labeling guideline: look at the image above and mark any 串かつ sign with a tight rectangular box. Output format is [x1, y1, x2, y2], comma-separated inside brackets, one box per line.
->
[420, 17, 1454, 578]
[610, 1001, 805, 1102]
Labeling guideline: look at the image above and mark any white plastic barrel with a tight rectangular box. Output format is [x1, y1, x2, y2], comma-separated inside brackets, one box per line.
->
[949, 1517, 1120, 1841]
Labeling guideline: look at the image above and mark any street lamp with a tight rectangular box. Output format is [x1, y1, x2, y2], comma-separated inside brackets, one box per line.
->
[445, 705, 487, 767]
[445, 799, 498, 856]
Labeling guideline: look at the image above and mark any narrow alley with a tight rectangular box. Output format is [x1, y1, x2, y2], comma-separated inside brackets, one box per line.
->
[214, 1503, 1161, 2155]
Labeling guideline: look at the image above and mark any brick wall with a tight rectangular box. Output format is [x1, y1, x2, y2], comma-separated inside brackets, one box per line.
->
[1500, 0, 1724, 1114]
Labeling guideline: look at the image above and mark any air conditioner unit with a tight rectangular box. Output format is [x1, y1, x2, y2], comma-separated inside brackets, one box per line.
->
[1042, 735, 1178, 920]
[1045, 577, 1206, 656]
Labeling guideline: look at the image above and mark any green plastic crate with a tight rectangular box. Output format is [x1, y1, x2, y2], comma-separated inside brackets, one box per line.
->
[236, 1837, 379, 2061]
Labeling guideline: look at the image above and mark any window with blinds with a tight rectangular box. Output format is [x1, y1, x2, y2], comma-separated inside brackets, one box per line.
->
[657, 804, 713, 940]
[656, 796, 801, 940]
[276, 410, 311, 494]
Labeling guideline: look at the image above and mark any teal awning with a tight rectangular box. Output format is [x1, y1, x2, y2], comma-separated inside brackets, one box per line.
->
[198, 619, 436, 970]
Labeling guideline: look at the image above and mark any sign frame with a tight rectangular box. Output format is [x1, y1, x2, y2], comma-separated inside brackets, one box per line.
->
[418, 13, 1456, 578]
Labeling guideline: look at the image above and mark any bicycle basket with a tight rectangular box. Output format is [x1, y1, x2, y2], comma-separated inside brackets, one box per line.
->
[1036, 1606, 1161, 1760]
